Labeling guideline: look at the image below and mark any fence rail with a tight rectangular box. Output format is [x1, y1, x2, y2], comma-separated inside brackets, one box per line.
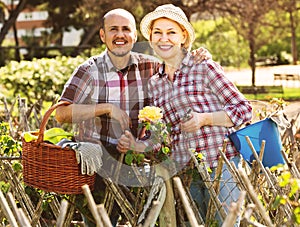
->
[274, 73, 300, 81]
[1, 96, 300, 226]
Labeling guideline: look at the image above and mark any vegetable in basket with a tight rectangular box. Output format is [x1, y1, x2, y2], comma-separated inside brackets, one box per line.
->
[22, 127, 73, 144]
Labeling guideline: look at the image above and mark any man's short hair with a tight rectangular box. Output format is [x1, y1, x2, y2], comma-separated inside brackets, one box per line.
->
[100, 8, 136, 30]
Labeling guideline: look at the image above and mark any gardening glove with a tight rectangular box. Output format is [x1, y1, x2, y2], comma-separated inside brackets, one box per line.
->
[58, 140, 103, 176]
[270, 111, 291, 130]
[74, 142, 103, 176]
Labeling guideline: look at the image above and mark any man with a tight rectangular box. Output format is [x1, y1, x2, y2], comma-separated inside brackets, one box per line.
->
[55, 8, 211, 226]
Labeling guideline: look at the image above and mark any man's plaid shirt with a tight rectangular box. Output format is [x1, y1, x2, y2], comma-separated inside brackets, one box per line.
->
[60, 50, 159, 145]
[148, 54, 252, 168]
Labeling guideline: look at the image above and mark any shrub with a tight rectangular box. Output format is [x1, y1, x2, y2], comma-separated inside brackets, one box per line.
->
[0, 56, 87, 104]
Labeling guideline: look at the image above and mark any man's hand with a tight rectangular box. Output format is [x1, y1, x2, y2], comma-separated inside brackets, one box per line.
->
[117, 130, 146, 153]
[191, 47, 212, 63]
[117, 130, 134, 153]
[109, 104, 131, 131]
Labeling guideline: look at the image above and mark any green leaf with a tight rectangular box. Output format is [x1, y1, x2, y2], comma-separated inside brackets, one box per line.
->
[289, 179, 300, 198]
[161, 146, 170, 155]
[272, 195, 286, 210]
[12, 162, 22, 172]
[0, 181, 10, 193]
[125, 151, 134, 165]
[136, 154, 145, 164]
[293, 207, 300, 224]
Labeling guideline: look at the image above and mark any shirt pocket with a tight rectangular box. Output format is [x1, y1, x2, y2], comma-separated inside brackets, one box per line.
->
[179, 80, 206, 104]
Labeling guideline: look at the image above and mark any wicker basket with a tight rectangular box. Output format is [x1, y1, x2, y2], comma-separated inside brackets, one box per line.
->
[22, 101, 96, 194]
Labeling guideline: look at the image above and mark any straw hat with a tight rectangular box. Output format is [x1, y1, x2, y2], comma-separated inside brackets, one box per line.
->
[140, 4, 195, 50]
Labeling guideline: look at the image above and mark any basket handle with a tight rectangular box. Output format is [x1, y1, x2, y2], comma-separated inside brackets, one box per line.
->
[37, 101, 71, 144]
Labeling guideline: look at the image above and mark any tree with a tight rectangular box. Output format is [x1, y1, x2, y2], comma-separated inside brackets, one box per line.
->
[76, 0, 173, 49]
[40, 0, 83, 45]
[276, 0, 300, 65]
[175, 0, 283, 86]
[209, 0, 279, 86]
[0, 0, 28, 46]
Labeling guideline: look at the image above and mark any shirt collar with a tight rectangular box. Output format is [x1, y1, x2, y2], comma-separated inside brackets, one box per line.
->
[102, 49, 139, 72]
[158, 52, 193, 78]
[158, 64, 167, 78]
[181, 52, 194, 68]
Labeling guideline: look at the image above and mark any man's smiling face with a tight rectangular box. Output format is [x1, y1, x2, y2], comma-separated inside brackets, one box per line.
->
[100, 14, 137, 57]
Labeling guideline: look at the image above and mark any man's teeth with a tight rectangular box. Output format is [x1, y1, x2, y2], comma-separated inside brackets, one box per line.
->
[115, 41, 125, 45]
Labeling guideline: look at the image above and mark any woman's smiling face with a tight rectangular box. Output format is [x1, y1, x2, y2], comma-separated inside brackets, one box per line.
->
[150, 18, 187, 61]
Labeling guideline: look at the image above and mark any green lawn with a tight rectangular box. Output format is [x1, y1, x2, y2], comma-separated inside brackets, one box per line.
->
[243, 87, 300, 101]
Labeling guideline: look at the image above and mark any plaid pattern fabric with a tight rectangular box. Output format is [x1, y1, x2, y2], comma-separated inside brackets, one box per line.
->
[60, 50, 158, 145]
[148, 54, 252, 168]
[117, 70, 127, 110]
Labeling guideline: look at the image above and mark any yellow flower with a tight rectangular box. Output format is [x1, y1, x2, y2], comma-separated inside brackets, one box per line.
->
[197, 153, 203, 160]
[138, 106, 163, 123]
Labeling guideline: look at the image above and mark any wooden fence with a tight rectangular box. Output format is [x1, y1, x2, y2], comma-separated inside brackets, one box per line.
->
[1, 97, 300, 226]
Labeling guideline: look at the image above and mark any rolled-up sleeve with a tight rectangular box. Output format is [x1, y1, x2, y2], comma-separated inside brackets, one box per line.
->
[223, 100, 252, 127]
[60, 65, 93, 104]
[206, 61, 252, 127]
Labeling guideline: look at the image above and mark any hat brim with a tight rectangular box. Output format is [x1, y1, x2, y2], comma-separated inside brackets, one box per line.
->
[140, 10, 195, 45]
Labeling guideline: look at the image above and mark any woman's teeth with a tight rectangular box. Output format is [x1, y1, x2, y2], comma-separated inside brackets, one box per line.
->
[159, 45, 172, 50]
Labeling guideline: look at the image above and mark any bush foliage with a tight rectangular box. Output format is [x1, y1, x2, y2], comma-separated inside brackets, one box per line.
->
[0, 56, 87, 104]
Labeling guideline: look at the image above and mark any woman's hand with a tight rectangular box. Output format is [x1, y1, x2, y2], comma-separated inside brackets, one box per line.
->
[180, 112, 210, 133]
[180, 111, 234, 132]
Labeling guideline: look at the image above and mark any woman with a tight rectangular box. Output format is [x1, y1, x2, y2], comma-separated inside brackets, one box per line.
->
[117, 4, 252, 225]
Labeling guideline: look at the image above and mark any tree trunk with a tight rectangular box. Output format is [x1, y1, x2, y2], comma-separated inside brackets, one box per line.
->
[0, 0, 28, 46]
[79, 25, 99, 46]
[71, 24, 99, 56]
[13, 24, 20, 61]
[249, 40, 256, 86]
[289, 10, 298, 65]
